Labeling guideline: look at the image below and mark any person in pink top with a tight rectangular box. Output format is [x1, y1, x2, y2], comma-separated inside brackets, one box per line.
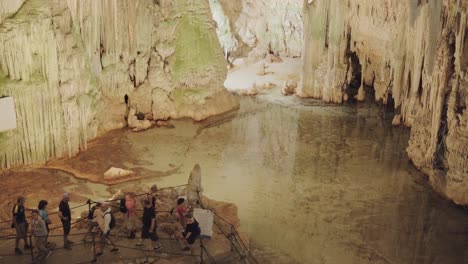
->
[176, 198, 189, 227]
[125, 193, 137, 239]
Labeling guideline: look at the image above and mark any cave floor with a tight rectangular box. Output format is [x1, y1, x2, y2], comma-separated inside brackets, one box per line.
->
[1, 96, 468, 264]
[224, 56, 302, 93]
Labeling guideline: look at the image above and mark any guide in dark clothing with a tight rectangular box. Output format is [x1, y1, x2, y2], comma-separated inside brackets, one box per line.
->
[136, 200, 161, 250]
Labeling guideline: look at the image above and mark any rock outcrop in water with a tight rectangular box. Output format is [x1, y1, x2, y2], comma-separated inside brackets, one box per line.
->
[301, 0, 468, 204]
[0, 0, 238, 169]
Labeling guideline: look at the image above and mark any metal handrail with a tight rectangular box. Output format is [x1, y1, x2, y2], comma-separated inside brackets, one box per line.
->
[196, 191, 259, 264]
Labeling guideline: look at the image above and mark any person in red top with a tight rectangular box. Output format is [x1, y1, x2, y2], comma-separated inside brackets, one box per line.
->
[176, 198, 189, 227]
[125, 193, 137, 239]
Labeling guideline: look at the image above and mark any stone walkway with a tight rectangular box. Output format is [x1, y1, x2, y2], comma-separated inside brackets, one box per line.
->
[0, 229, 207, 264]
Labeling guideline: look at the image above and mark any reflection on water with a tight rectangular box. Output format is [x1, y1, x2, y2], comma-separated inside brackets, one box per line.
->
[100, 97, 468, 263]
[173, 98, 467, 264]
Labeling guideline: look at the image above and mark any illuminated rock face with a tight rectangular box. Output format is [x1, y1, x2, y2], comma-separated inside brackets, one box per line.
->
[0, 0, 25, 23]
[209, 0, 303, 58]
[0, 0, 238, 169]
[301, 0, 468, 204]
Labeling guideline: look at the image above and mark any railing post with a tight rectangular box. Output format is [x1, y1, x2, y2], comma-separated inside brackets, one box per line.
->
[91, 232, 97, 263]
[229, 225, 235, 252]
[199, 238, 204, 264]
[29, 234, 34, 263]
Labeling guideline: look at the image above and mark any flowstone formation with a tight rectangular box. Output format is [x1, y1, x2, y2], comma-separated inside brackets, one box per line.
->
[0, 0, 238, 169]
[301, 0, 468, 204]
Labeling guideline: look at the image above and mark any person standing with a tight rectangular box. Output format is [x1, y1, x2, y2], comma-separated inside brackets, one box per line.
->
[12, 196, 32, 255]
[124, 193, 137, 239]
[31, 210, 52, 260]
[82, 200, 103, 242]
[37, 200, 51, 238]
[95, 203, 119, 257]
[148, 184, 158, 208]
[58, 193, 73, 249]
[176, 198, 188, 227]
[136, 200, 162, 250]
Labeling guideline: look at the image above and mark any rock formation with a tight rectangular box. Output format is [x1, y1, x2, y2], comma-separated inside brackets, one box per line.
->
[186, 164, 203, 206]
[103, 167, 135, 180]
[281, 80, 298, 96]
[0, 0, 238, 169]
[1, 0, 467, 207]
[208, 0, 303, 60]
[301, 0, 468, 204]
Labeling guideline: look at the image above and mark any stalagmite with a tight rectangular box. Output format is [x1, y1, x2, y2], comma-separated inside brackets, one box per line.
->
[186, 164, 203, 206]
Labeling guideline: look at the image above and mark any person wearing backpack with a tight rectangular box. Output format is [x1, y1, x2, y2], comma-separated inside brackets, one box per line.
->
[82, 199, 103, 242]
[12, 196, 32, 255]
[96, 203, 119, 257]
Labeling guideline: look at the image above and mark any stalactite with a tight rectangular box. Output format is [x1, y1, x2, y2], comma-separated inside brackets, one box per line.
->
[0, 0, 25, 23]
[302, 0, 468, 204]
[0, 0, 238, 169]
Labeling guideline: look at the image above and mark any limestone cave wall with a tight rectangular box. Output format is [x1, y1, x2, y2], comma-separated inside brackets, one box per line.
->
[209, 0, 303, 60]
[0, 0, 238, 169]
[301, 0, 468, 204]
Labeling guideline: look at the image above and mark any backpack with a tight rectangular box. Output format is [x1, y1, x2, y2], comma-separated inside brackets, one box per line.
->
[12, 204, 25, 223]
[88, 206, 97, 220]
[119, 198, 127, 213]
[105, 212, 116, 229]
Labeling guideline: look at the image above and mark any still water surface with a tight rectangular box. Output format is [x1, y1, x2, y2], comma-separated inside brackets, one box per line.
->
[105, 96, 468, 264]
[17, 96, 461, 264]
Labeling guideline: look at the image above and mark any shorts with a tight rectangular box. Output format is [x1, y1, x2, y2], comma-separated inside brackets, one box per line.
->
[62, 221, 71, 235]
[88, 221, 98, 230]
[141, 225, 158, 241]
[35, 236, 48, 253]
[15, 222, 28, 238]
[99, 231, 111, 243]
[182, 231, 198, 245]
[125, 214, 137, 231]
